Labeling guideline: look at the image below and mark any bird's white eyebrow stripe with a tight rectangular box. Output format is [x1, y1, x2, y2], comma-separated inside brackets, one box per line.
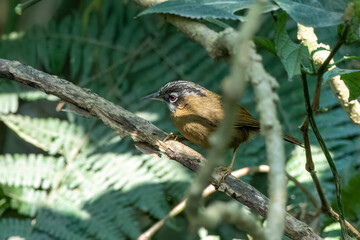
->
[182, 89, 204, 96]
[161, 81, 206, 97]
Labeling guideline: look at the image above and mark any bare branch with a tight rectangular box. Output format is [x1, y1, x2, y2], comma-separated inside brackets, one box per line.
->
[0, 58, 322, 239]
[247, 43, 287, 240]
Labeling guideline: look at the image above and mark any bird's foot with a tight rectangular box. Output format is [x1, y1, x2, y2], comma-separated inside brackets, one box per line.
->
[163, 132, 186, 143]
[163, 132, 178, 142]
[216, 166, 233, 186]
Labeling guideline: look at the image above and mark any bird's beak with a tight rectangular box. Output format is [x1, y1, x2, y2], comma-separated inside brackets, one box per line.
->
[143, 91, 163, 101]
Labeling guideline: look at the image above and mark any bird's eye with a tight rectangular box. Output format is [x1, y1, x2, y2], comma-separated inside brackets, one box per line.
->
[169, 94, 178, 103]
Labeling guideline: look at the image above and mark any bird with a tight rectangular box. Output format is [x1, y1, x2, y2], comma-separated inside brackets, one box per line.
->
[145, 80, 303, 182]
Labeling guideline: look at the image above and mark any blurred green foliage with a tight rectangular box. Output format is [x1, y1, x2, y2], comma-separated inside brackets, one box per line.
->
[0, 0, 359, 239]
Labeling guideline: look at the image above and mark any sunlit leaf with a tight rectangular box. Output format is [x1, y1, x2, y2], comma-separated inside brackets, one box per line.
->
[274, 0, 347, 28]
[138, 0, 278, 20]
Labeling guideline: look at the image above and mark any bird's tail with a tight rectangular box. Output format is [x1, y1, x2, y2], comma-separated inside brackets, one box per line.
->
[283, 134, 304, 148]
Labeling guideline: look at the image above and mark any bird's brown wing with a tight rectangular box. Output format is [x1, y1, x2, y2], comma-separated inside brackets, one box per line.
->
[234, 105, 260, 129]
[234, 105, 304, 147]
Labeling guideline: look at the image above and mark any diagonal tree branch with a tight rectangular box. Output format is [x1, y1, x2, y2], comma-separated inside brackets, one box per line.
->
[0, 58, 321, 239]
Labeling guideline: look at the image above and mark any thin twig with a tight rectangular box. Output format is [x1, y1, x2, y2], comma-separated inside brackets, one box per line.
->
[316, 24, 350, 76]
[185, 0, 266, 234]
[15, 0, 42, 15]
[138, 165, 270, 240]
[148, 39, 188, 80]
[301, 71, 350, 239]
[310, 24, 350, 112]
[81, 38, 152, 87]
[286, 172, 319, 211]
[299, 70, 360, 239]
[248, 48, 288, 240]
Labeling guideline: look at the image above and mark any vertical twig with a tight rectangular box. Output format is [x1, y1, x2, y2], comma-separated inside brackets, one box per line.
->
[311, 24, 350, 112]
[185, 0, 269, 237]
[300, 71, 349, 239]
[249, 46, 287, 240]
[298, 22, 360, 238]
[286, 172, 319, 211]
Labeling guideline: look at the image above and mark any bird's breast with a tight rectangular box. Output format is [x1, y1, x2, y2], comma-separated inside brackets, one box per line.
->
[170, 113, 216, 148]
[170, 95, 222, 148]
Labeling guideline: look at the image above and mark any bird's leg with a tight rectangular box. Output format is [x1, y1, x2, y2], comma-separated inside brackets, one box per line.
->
[218, 148, 238, 185]
[163, 132, 177, 142]
[163, 132, 186, 142]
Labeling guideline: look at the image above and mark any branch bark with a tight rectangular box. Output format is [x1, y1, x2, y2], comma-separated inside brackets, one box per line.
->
[248, 44, 287, 239]
[133, 0, 231, 60]
[0, 58, 321, 239]
[297, 24, 360, 126]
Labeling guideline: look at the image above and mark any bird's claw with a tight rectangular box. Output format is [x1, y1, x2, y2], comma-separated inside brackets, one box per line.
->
[216, 166, 233, 186]
[163, 132, 178, 142]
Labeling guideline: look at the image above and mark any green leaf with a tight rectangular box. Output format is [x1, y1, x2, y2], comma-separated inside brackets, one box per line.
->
[274, 0, 347, 28]
[341, 71, 360, 100]
[138, 0, 278, 20]
[254, 36, 276, 55]
[323, 67, 360, 83]
[205, 18, 231, 28]
[338, 1, 360, 45]
[337, 173, 360, 220]
[323, 67, 360, 100]
[274, 13, 309, 80]
[322, 222, 341, 239]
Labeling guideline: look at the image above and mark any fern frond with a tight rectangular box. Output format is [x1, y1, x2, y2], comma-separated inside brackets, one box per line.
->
[142, 155, 192, 200]
[84, 194, 140, 239]
[34, 209, 89, 240]
[0, 154, 64, 189]
[0, 93, 18, 114]
[0, 218, 32, 239]
[0, 154, 65, 216]
[75, 153, 170, 219]
[18, 90, 59, 101]
[3, 186, 47, 216]
[0, 115, 88, 158]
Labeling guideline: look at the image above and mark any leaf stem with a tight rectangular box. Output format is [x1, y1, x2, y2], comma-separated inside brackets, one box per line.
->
[331, 56, 360, 67]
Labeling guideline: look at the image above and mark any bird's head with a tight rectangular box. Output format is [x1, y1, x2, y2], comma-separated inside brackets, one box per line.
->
[144, 80, 207, 113]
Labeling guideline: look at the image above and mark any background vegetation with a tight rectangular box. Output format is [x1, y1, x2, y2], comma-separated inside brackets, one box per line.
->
[0, 0, 359, 239]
